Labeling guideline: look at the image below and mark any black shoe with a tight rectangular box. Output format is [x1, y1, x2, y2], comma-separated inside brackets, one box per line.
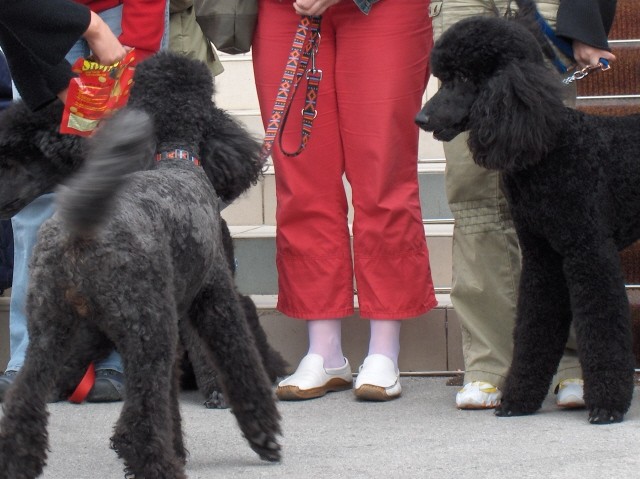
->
[0, 370, 18, 402]
[86, 369, 125, 402]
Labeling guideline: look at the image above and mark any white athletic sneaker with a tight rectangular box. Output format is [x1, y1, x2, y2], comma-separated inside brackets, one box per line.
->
[456, 381, 502, 409]
[556, 378, 585, 408]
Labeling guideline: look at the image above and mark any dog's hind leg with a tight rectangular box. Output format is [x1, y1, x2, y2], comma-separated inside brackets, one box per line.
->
[189, 276, 281, 462]
[109, 299, 186, 479]
[497, 240, 573, 417]
[240, 294, 287, 382]
[564, 241, 635, 424]
[180, 318, 230, 408]
[219, 218, 287, 388]
[0, 300, 78, 479]
[170, 344, 188, 463]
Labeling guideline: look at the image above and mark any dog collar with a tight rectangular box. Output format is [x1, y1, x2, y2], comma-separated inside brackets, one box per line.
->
[155, 149, 201, 166]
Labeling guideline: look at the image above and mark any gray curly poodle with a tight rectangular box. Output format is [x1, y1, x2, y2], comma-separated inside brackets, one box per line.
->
[416, 7, 637, 424]
[0, 52, 284, 478]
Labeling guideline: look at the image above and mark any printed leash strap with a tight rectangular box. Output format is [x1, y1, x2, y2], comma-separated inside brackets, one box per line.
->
[260, 15, 322, 163]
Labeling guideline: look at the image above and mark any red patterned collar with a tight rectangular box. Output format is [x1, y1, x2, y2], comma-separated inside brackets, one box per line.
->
[155, 149, 200, 166]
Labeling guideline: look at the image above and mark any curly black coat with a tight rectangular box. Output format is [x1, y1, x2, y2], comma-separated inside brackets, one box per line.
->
[0, 52, 284, 478]
[416, 15, 638, 424]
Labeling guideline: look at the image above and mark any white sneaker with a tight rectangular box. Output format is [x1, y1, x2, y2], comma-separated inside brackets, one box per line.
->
[456, 381, 502, 409]
[276, 354, 352, 401]
[354, 354, 401, 401]
[556, 378, 585, 409]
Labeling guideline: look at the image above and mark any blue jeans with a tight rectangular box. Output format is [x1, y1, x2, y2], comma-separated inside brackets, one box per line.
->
[7, 194, 56, 370]
[6, 5, 130, 374]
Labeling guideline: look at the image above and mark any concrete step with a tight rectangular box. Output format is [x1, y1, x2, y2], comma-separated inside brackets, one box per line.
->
[253, 293, 464, 374]
[0, 292, 463, 376]
[221, 161, 452, 227]
[227, 222, 453, 295]
[576, 96, 640, 116]
[224, 219, 455, 372]
[213, 53, 258, 112]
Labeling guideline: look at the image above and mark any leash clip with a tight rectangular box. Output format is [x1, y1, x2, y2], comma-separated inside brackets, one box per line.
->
[562, 58, 610, 85]
[307, 33, 323, 81]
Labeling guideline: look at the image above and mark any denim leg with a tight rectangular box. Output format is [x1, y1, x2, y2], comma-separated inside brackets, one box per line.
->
[63, 5, 126, 375]
[161, 0, 170, 50]
[65, 5, 123, 65]
[7, 194, 56, 371]
[96, 350, 123, 373]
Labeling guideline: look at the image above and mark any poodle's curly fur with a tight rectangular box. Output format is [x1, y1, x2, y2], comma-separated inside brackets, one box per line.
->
[416, 13, 637, 424]
[0, 52, 285, 478]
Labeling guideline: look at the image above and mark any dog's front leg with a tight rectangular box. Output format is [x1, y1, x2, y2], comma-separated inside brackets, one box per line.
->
[496, 237, 573, 418]
[563, 239, 635, 424]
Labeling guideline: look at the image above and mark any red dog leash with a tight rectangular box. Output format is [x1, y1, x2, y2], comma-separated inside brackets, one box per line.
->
[260, 15, 322, 162]
[68, 362, 96, 404]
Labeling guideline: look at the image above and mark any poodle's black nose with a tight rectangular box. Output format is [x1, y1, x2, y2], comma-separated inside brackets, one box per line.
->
[415, 110, 430, 131]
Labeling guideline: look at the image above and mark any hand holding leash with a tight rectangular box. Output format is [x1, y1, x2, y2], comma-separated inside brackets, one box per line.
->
[562, 58, 611, 85]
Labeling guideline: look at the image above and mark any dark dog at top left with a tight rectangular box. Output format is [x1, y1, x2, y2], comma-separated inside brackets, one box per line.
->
[0, 52, 283, 479]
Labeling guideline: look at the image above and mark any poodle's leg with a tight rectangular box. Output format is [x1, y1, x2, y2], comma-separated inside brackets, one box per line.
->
[179, 317, 229, 409]
[109, 298, 186, 479]
[181, 295, 286, 409]
[220, 218, 287, 382]
[0, 301, 76, 479]
[563, 240, 635, 424]
[496, 239, 573, 417]
[240, 294, 288, 383]
[189, 277, 281, 462]
[170, 346, 187, 463]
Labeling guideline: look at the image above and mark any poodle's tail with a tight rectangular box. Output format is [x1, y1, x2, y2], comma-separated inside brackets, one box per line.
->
[56, 109, 155, 237]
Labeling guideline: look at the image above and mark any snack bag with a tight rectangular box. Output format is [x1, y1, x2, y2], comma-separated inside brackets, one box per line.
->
[61, 49, 137, 136]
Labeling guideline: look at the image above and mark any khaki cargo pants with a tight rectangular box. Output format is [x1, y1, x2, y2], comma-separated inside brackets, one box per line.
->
[430, 0, 582, 388]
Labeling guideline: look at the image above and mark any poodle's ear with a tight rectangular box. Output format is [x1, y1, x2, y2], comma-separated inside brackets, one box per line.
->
[0, 101, 85, 217]
[468, 60, 566, 171]
[200, 108, 263, 203]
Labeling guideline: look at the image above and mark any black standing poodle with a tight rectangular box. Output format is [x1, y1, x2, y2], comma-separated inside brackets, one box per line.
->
[416, 12, 637, 424]
[0, 52, 283, 478]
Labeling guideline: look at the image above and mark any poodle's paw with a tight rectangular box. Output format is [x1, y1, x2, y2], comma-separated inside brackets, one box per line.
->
[588, 407, 625, 425]
[494, 399, 536, 418]
[244, 429, 282, 463]
[204, 390, 229, 409]
[262, 352, 288, 383]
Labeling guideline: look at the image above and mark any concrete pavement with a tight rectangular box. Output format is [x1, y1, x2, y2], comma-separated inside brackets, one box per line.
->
[5, 377, 639, 479]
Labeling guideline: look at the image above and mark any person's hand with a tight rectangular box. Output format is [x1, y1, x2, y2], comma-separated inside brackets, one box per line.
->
[293, 0, 341, 16]
[572, 40, 616, 69]
[82, 11, 127, 65]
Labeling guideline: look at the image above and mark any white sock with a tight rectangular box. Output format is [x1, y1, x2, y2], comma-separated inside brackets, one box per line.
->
[307, 319, 345, 369]
[367, 320, 401, 368]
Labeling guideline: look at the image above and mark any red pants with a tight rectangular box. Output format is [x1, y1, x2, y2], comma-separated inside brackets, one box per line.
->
[252, 0, 437, 319]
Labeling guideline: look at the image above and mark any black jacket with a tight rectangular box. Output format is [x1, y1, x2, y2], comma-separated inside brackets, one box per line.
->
[556, 0, 617, 51]
[0, 0, 90, 111]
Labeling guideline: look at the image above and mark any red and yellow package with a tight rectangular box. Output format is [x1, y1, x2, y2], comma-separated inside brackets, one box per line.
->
[61, 49, 137, 136]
